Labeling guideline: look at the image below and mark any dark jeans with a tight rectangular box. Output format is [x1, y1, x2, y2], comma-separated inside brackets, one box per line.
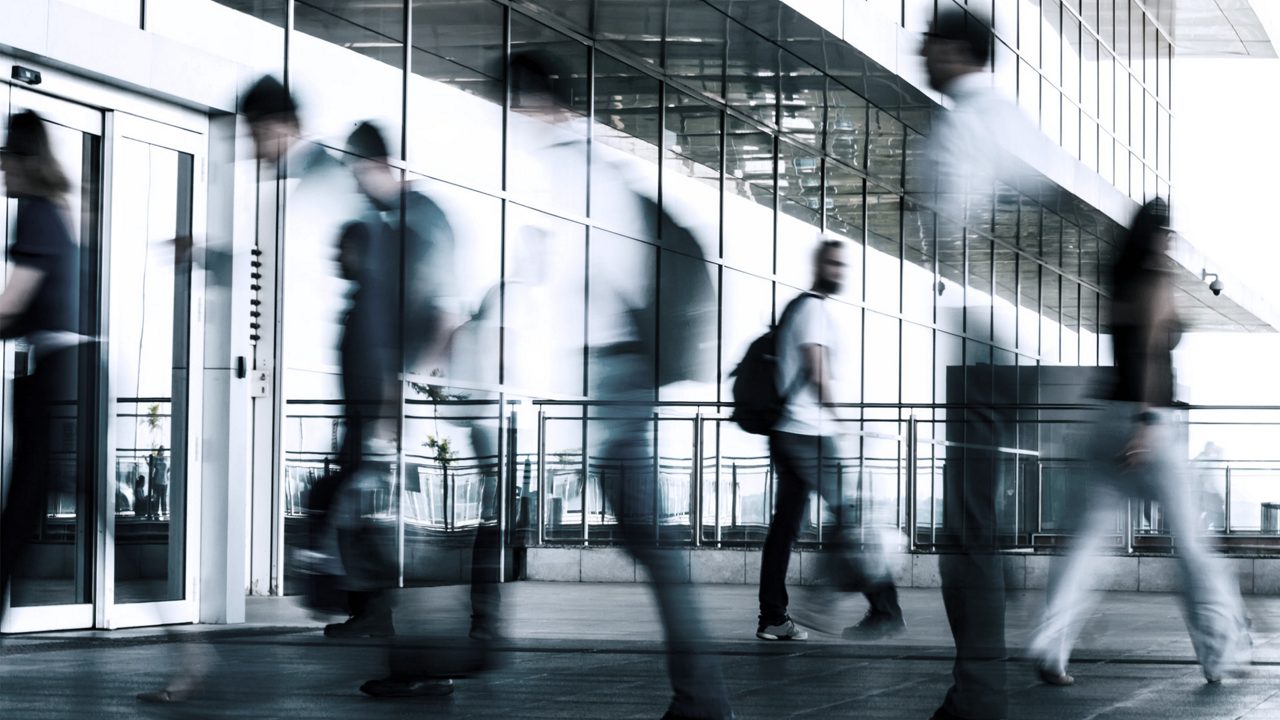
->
[1, 347, 78, 621]
[468, 424, 502, 628]
[588, 348, 732, 719]
[937, 401, 1009, 720]
[759, 431, 900, 626]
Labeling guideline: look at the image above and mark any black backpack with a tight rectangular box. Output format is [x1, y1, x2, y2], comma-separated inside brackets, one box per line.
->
[633, 195, 716, 386]
[729, 293, 817, 435]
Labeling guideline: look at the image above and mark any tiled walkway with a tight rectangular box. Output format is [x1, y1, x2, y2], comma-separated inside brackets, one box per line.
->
[3, 583, 1280, 719]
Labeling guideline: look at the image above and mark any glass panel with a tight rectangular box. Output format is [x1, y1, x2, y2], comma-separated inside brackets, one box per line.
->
[110, 142, 194, 604]
[726, 21, 778, 127]
[1063, 11, 1081, 103]
[61, 0, 139, 25]
[866, 189, 902, 314]
[902, 322, 933, 405]
[292, 0, 406, 153]
[1099, 49, 1113, 133]
[994, 245, 1018, 348]
[863, 312, 899, 404]
[780, 53, 825, 149]
[1081, 32, 1098, 118]
[1018, 254, 1040, 355]
[1114, 64, 1129, 147]
[1019, 0, 1041, 65]
[937, 215, 965, 333]
[724, 118, 774, 277]
[4, 119, 100, 610]
[595, 0, 664, 66]
[1018, 59, 1039, 120]
[825, 162, 866, 303]
[966, 234, 993, 341]
[903, 202, 936, 324]
[665, 88, 722, 252]
[666, 0, 727, 99]
[508, 16, 590, 216]
[866, 110, 904, 188]
[209, 0, 288, 26]
[1042, 0, 1062, 84]
[827, 87, 868, 169]
[592, 54, 660, 240]
[995, 40, 1018, 101]
[511, 0, 591, 34]
[1041, 81, 1061, 144]
[1062, 100, 1079, 159]
[409, 0, 505, 189]
[995, 0, 1019, 39]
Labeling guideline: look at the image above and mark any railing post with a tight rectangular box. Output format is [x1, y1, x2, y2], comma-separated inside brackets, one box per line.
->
[653, 411, 661, 545]
[907, 414, 918, 553]
[1224, 465, 1232, 534]
[502, 405, 517, 551]
[692, 413, 703, 547]
[714, 421, 723, 547]
[1125, 498, 1134, 554]
[536, 409, 546, 546]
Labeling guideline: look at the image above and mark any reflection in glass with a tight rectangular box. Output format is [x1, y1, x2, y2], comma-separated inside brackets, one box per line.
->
[292, 0, 406, 151]
[7, 121, 99, 610]
[409, 0, 505, 188]
[508, 15, 590, 216]
[110, 141, 193, 604]
[723, 118, 774, 277]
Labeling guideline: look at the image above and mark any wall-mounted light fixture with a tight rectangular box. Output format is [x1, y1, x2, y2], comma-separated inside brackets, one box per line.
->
[11, 65, 41, 86]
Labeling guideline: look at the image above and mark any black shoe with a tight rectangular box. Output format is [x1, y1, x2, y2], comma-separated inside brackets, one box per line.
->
[842, 610, 905, 640]
[359, 677, 454, 698]
[325, 610, 395, 638]
[661, 710, 735, 720]
[929, 707, 1003, 720]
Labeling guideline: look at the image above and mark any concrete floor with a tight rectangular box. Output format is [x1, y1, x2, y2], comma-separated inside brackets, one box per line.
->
[3, 583, 1280, 719]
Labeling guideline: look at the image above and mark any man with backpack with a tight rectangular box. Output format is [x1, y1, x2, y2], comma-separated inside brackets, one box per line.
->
[746, 238, 904, 643]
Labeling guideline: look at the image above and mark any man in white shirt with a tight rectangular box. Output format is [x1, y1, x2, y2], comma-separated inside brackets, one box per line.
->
[756, 239, 904, 642]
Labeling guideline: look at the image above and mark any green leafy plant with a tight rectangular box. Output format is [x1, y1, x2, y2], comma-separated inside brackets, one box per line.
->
[145, 403, 162, 450]
[409, 368, 469, 403]
[424, 435, 457, 468]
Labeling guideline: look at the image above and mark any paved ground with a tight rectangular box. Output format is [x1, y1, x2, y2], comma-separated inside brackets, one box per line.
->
[3, 582, 1280, 719]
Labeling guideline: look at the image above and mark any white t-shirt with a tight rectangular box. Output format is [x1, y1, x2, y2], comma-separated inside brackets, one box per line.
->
[775, 294, 840, 436]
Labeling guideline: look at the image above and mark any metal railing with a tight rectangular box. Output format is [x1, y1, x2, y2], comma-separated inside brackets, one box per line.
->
[278, 399, 1280, 559]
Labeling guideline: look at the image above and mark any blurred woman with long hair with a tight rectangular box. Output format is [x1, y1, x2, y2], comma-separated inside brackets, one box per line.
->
[1028, 198, 1250, 685]
[0, 110, 83, 621]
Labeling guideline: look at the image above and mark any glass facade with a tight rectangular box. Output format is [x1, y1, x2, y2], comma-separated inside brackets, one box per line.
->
[179, 0, 1155, 577]
[865, 0, 1172, 204]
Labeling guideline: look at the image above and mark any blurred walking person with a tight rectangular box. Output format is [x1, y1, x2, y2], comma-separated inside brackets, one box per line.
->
[0, 110, 89, 624]
[752, 239, 904, 642]
[498, 50, 732, 720]
[919, 7, 1044, 719]
[1028, 199, 1251, 685]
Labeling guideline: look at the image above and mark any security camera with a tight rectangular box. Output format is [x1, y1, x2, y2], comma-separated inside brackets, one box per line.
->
[1202, 270, 1223, 297]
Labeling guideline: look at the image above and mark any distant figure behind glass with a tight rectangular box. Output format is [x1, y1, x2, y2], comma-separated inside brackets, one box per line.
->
[1028, 199, 1251, 685]
[0, 110, 84, 623]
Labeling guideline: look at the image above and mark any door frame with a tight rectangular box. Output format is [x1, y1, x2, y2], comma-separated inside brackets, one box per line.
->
[0, 82, 210, 633]
[100, 111, 208, 630]
[0, 86, 105, 635]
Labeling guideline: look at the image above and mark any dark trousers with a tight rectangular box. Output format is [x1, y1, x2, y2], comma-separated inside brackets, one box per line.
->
[1, 348, 77, 620]
[468, 425, 502, 628]
[759, 431, 900, 626]
[937, 404, 1008, 720]
[586, 348, 731, 718]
